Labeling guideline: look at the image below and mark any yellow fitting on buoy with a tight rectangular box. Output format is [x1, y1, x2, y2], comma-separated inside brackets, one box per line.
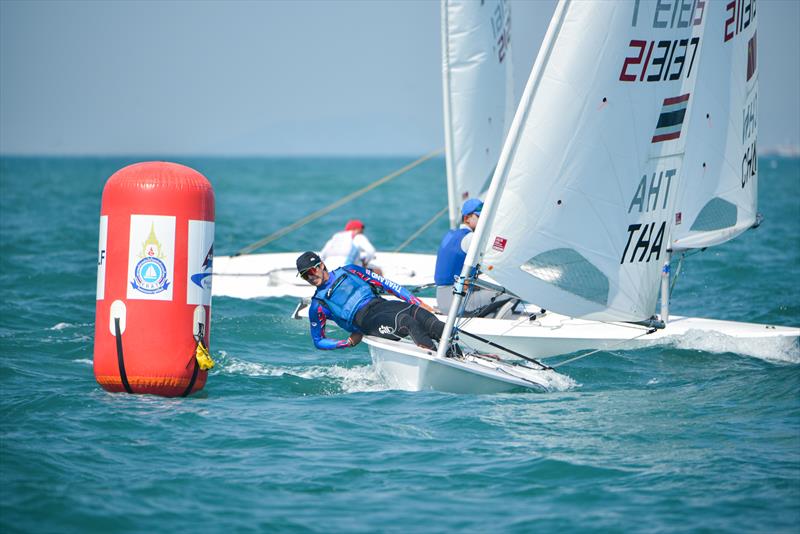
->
[195, 341, 215, 371]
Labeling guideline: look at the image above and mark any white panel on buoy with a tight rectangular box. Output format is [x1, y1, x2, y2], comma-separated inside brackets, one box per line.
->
[193, 305, 206, 338]
[126, 215, 176, 301]
[187, 220, 214, 305]
[97, 215, 108, 300]
[109, 300, 127, 335]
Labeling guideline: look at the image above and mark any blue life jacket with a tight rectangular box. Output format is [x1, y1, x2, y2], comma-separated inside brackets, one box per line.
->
[434, 227, 471, 285]
[314, 268, 375, 331]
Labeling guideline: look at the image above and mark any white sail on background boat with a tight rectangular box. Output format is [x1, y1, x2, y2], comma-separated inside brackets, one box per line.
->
[442, 0, 515, 228]
[212, 0, 516, 299]
[367, 0, 798, 393]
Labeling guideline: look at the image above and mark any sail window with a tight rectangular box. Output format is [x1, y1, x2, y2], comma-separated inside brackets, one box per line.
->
[689, 197, 738, 232]
[520, 249, 609, 306]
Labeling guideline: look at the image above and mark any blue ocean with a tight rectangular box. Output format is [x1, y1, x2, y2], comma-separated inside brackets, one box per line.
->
[1, 156, 798, 533]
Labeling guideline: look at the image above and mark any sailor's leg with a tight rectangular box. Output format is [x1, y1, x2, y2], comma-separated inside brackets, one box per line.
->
[395, 309, 436, 350]
[411, 306, 445, 342]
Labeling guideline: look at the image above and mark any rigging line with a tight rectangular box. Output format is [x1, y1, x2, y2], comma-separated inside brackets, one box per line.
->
[668, 248, 703, 297]
[549, 329, 657, 369]
[234, 148, 444, 256]
[564, 315, 662, 332]
[212, 269, 291, 277]
[455, 329, 551, 370]
[670, 253, 685, 297]
[466, 352, 543, 386]
[393, 206, 448, 253]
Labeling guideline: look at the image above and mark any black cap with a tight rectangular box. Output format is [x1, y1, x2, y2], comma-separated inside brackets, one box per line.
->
[296, 251, 322, 274]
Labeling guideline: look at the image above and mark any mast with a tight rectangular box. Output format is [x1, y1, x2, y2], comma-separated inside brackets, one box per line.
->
[440, 0, 459, 230]
[436, 0, 572, 359]
[660, 250, 670, 325]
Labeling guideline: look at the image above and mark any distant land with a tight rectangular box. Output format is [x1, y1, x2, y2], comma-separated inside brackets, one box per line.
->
[760, 144, 800, 158]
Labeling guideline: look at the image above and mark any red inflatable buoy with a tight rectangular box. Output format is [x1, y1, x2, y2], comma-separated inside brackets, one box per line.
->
[94, 162, 215, 397]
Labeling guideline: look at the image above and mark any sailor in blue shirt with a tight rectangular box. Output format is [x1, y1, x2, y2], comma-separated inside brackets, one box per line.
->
[296, 251, 444, 351]
[434, 198, 501, 313]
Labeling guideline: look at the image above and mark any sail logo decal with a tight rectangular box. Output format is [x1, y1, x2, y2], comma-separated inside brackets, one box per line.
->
[746, 32, 757, 81]
[620, 1, 704, 84]
[725, 0, 756, 43]
[489, 0, 511, 64]
[130, 223, 171, 295]
[621, 168, 677, 264]
[492, 236, 507, 252]
[619, 38, 700, 83]
[741, 90, 757, 189]
[652, 94, 689, 143]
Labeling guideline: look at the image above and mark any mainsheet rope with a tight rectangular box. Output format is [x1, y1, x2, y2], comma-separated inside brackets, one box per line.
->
[234, 149, 443, 256]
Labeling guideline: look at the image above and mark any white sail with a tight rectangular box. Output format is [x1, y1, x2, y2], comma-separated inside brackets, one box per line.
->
[476, 0, 711, 322]
[672, 0, 758, 250]
[441, 0, 515, 228]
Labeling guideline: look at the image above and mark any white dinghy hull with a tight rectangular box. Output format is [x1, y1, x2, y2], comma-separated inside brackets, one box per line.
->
[454, 310, 800, 359]
[294, 299, 799, 361]
[365, 336, 563, 394]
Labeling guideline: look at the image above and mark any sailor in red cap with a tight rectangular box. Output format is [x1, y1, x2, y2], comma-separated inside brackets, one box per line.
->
[320, 219, 383, 275]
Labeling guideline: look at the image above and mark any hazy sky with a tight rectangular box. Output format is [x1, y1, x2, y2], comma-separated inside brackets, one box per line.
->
[1, 0, 798, 156]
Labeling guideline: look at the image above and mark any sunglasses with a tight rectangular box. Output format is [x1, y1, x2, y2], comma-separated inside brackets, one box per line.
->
[299, 263, 323, 280]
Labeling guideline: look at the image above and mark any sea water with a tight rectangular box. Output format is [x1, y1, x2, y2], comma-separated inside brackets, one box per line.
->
[1, 156, 798, 533]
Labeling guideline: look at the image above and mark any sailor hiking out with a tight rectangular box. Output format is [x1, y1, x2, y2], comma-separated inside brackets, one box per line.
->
[296, 251, 444, 350]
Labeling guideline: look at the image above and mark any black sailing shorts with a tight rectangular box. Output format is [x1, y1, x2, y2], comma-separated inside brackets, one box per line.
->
[354, 298, 444, 350]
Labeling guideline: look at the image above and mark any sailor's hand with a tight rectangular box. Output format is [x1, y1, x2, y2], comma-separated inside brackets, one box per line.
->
[347, 333, 363, 347]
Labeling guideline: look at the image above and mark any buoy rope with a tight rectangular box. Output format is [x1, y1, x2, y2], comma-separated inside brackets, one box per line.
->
[114, 318, 133, 394]
[181, 356, 200, 398]
[234, 149, 443, 256]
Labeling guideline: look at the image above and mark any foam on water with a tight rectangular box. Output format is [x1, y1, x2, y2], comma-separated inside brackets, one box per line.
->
[217, 351, 389, 393]
[289, 363, 388, 393]
[540, 369, 580, 392]
[667, 329, 800, 363]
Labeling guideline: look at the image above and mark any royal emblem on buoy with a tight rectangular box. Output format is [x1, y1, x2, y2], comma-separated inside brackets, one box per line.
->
[131, 223, 170, 294]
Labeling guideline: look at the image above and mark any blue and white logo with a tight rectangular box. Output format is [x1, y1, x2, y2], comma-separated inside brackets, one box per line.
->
[131, 257, 170, 294]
